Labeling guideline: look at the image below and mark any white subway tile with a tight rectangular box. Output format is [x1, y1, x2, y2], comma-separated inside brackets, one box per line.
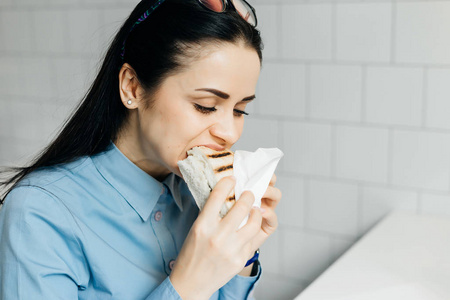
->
[335, 125, 389, 184]
[392, 130, 450, 191]
[426, 68, 450, 130]
[421, 193, 450, 218]
[396, 2, 450, 65]
[0, 100, 12, 134]
[0, 137, 35, 166]
[281, 4, 332, 60]
[0, 57, 21, 95]
[253, 4, 278, 59]
[336, 3, 391, 62]
[34, 10, 67, 53]
[361, 186, 418, 234]
[67, 9, 102, 56]
[283, 121, 332, 176]
[0, 11, 33, 52]
[101, 8, 131, 51]
[254, 273, 305, 300]
[282, 229, 331, 282]
[310, 64, 362, 122]
[233, 117, 279, 151]
[9, 101, 46, 141]
[257, 63, 306, 117]
[307, 179, 359, 237]
[52, 57, 92, 104]
[17, 57, 54, 98]
[365, 66, 423, 127]
[277, 175, 305, 228]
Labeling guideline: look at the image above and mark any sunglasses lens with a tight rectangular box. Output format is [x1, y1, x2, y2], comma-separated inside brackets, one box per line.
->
[231, 0, 256, 26]
[199, 0, 226, 12]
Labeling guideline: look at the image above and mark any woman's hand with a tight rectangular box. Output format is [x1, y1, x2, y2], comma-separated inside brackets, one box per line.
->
[238, 173, 282, 277]
[169, 176, 263, 300]
[253, 174, 282, 247]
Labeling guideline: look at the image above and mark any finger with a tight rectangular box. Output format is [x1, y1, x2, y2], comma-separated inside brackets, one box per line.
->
[251, 209, 279, 249]
[200, 176, 236, 221]
[221, 191, 255, 231]
[261, 186, 282, 209]
[237, 206, 263, 241]
[269, 174, 277, 186]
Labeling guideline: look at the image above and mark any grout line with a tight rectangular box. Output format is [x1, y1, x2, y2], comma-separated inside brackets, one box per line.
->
[422, 67, 429, 128]
[391, 0, 397, 63]
[361, 65, 367, 123]
[387, 128, 394, 186]
[331, 1, 337, 62]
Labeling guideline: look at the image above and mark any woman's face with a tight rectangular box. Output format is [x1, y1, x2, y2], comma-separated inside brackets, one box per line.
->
[121, 43, 261, 179]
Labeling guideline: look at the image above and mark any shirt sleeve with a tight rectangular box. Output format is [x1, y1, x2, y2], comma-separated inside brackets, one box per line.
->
[218, 262, 262, 300]
[144, 276, 182, 299]
[0, 186, 88, 300]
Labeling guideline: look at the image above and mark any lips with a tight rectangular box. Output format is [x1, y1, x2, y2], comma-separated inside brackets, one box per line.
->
[197, 144, 226, 151]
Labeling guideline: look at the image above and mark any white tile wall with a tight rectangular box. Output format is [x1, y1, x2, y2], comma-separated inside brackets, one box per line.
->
[361, 185, 418, 233]
[426, 68, 450, 130]
[335, 125, 389, 183]
[281, 4, 333, 60]
[282, 229, 331, 282]
[0, 10, 34, 52]
[283, 121, 332, 176]
[258, 62, 306, 117]
[336, 3, 391, 62]
[310, 64, 362, 122]
[396, 2, 450, 64]
[307, 179, 358, 237]
[33, 10, 68, 53]
[365, 66, 423, 127]
[3, 0, 450, 299]
[392, 130, 450, 191]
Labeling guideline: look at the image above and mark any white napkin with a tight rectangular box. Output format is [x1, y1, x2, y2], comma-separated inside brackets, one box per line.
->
[233, 148, 284, 228]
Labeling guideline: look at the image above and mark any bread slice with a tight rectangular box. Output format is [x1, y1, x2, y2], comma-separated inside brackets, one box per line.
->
[178, 146, 235, 217]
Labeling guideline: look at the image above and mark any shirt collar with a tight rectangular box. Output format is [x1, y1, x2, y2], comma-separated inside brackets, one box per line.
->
[91, 142, 184, 222]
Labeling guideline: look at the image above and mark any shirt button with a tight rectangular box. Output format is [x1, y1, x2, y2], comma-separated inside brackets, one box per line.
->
[169, 259, 176, 270]
[154, 211, 162, 221]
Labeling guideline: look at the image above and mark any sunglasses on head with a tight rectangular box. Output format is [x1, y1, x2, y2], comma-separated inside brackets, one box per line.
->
[120, 0, 257, 59]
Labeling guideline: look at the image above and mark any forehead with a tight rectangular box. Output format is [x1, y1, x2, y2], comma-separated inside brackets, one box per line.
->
[164, 42, 261, 97]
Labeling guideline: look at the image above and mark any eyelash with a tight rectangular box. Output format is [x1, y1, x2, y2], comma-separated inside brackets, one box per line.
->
[194, 104, 249, 116]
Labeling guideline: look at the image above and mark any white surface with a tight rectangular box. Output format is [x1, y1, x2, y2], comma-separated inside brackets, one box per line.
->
[295, 212, 450, 300]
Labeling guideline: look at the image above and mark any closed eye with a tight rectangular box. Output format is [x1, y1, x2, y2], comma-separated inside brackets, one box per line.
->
[233, 109, 249, 116]
[194, 103, 216, 114]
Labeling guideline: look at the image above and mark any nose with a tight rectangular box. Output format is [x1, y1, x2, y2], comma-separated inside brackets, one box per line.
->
[209, 113, 242, 146]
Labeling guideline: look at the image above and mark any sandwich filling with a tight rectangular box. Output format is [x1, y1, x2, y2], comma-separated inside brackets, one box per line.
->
[178, 146, 236, 217]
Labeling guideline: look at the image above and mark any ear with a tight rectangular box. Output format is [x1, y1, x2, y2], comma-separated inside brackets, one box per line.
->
[118, 63, 143, 109]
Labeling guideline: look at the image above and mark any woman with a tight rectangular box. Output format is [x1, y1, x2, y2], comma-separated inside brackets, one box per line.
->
[0, 0, 281, 299]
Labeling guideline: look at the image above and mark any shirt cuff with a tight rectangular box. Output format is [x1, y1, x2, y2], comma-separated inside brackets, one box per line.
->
[145, 277, 182, 300]
[219, 261, 262, 300]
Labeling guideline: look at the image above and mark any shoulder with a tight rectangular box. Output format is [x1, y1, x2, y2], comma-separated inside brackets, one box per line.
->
[17, 156, 92, 189]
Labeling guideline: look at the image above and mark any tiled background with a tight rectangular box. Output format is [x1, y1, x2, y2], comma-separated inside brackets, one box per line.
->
[2, 0, 450, 299]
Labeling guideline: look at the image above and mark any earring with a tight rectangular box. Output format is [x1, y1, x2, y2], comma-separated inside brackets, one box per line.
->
[127, 100, 132, 105]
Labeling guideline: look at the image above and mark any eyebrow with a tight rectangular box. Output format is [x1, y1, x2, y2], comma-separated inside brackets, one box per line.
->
[195, 88, 256, 102]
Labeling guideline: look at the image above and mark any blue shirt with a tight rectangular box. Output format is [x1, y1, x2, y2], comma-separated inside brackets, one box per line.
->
[0, 143, 260, 299]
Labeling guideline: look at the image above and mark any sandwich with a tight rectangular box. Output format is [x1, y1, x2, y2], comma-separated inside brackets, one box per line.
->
[178, 146, 235, 217]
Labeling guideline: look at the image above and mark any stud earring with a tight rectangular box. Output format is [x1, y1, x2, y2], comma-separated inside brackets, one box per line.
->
[127, 100, 132, 105]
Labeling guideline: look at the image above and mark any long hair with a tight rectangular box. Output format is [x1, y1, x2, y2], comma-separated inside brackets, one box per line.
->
[0, 0, 263, 203]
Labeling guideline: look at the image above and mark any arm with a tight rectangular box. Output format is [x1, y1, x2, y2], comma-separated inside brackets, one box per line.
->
[0, 186, 86, 299]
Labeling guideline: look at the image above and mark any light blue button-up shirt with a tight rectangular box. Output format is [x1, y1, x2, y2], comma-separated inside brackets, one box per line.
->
[0, 143, 260, 299]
